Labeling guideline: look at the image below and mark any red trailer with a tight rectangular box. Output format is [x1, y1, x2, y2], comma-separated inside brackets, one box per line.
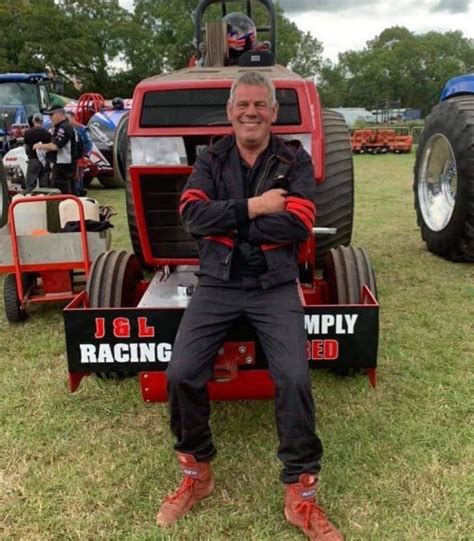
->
[0, 194, 110, 322]
[351, 128, 412, 154]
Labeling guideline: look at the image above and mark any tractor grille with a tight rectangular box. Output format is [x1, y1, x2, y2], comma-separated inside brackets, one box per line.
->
[139, 172, 198, 259]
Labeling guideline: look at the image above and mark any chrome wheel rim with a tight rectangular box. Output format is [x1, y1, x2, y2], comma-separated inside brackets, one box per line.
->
[418, 133, 457, 231]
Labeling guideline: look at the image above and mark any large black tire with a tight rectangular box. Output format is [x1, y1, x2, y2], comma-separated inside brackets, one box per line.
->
[323, 246, 377, 376]
[86, 250, 144, 378]
[0, 158, 8, 229]
[4, 274, 27, 323]
[323, 245, 377, 305]
[316, 110, 354, 268]
[414, 96, 474, 262]
[113, 111, 130, 186]
[98, 175, 125, 189]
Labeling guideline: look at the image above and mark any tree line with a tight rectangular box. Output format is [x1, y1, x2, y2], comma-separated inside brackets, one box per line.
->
[0, 0, 472, 115]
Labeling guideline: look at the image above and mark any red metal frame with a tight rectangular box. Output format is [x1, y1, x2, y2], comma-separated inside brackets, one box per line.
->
[75, 93, 105, 126]
[5, 195, 91, 307]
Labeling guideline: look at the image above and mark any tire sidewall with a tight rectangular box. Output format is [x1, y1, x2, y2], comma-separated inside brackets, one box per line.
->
[414, 97, 474, 255]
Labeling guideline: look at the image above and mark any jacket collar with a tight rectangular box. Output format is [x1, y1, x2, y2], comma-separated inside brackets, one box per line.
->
[209, 133, 301, 164]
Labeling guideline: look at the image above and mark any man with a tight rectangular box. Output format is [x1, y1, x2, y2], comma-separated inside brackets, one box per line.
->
[33, 104, 78, 194]
[156, 71, 343, 541]
[66, 111, 92, 196]
[23, 113, 51, 193]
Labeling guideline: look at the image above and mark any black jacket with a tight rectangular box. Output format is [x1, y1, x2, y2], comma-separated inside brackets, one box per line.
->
[179, 134, 316, 289]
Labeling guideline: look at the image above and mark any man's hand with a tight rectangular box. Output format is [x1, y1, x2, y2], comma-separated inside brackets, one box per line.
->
[248, 189, 288, 219]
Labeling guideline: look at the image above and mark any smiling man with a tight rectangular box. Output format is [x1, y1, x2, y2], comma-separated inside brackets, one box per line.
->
[156, 71, 343, 541]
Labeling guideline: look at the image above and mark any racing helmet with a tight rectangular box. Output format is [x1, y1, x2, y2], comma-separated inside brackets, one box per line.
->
[224, 12, 257, 53]
[112, 97, 124, 110]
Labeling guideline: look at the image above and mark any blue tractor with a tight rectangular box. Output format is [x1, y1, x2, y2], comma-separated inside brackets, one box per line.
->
[0, 73, 55, 156]
[414, 74, 474, 262]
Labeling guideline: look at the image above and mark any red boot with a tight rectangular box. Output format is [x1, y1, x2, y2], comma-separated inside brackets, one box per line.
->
[284, 474, 344, 541]
[156, 453, 215, 527]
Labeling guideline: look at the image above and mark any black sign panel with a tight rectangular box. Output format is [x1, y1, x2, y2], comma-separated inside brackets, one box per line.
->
[64, 304, 378, 374]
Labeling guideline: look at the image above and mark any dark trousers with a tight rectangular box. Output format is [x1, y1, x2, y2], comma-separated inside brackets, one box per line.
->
[167, 279, 323, 483]
[25, 159, 50, 193]
[51, 163, 76, 194]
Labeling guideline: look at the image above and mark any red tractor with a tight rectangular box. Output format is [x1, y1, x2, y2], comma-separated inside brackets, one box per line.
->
[63, 0, 379, 399]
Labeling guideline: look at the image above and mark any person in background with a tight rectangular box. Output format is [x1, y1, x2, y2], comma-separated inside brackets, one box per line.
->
[23, 113, 51, 193]
[33, 104, 78, 194]
[66, 111, 93, 196]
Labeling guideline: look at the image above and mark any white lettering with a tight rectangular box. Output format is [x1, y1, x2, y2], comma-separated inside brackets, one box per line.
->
[78, 342, 174, 364]
[79, 344, 97, 363]
[345, 314, 358, 335]
[98, 344, 114, 363]
[139, 343, 156, 362]
[304, 314, 359, 335]
[304, 315, 319, 334]
[321, 314, 335, 334]
[157, 343, 172, 363]
[130, 343, 139, 363]
[114, 343, 130, 362]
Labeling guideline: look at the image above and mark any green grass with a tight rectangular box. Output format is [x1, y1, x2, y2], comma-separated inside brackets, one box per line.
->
[1, 157, 473, 540]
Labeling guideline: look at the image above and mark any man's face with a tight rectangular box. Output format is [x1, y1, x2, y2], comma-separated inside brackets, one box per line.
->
[227, 83, 278, 150]
[51, 111, 63, 125]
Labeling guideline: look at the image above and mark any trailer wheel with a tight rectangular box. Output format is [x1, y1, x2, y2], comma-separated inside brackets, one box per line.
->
[0, 158, 8, 229]
[324, 245, 377, 305]
[414, 96, 474, 261]
[316, 110, 354, 268]
[86, 250, 144, 378]
[4, 274, 27, 323]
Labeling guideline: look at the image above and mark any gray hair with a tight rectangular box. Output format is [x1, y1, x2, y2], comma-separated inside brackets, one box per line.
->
[229, 71, 277, 105]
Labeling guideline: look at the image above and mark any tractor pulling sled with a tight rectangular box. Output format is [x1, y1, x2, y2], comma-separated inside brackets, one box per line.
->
[63, 0, 379, 401]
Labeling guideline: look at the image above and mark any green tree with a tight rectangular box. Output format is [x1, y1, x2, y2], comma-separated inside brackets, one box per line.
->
[320, 26, 474, 115]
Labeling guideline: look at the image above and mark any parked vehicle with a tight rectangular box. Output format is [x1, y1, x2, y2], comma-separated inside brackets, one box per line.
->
[414, 74, 474, 261]
[63, 0, 379, 399]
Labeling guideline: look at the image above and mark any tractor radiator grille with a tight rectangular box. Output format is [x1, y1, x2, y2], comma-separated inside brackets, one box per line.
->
[139, 172, 198, 259]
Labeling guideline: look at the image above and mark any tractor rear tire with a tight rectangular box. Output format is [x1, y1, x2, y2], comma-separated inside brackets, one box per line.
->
[86, 250, 144, 379]
[98, 175, 125, 189]
[414, 96, 474, 261]
[0, 158, 8, 229]
[323, 245, 377, 305]
[316, 110, 354, 268]
[113, 111, 130, 187]
[4, 273, 27, 323]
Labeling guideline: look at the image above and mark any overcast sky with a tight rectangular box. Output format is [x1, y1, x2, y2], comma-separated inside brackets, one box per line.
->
[278, 0, 474, 61]
[119, 0, 473, 62]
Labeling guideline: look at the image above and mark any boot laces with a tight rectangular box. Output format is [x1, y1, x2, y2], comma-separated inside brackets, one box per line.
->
[296, 500, 334, 534]
[164, 476, 195, 505]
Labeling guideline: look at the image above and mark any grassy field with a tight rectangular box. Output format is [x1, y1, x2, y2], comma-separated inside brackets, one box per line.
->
[1, 154, 472, 540]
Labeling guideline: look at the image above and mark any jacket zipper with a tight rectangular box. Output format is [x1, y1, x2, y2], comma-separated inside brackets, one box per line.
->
[254, 154, 276, 196]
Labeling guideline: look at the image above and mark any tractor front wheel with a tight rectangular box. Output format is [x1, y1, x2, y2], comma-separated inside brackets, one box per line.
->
[323, 245, 377, 304]
[414, 96, 474, 261]
[86, 250, 144, 379]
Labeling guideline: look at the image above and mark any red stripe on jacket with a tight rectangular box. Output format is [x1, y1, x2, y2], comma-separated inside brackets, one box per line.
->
[285, 196, 316, 232]
[203, 235, 234, 248]
[179, 189, 210, 215]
